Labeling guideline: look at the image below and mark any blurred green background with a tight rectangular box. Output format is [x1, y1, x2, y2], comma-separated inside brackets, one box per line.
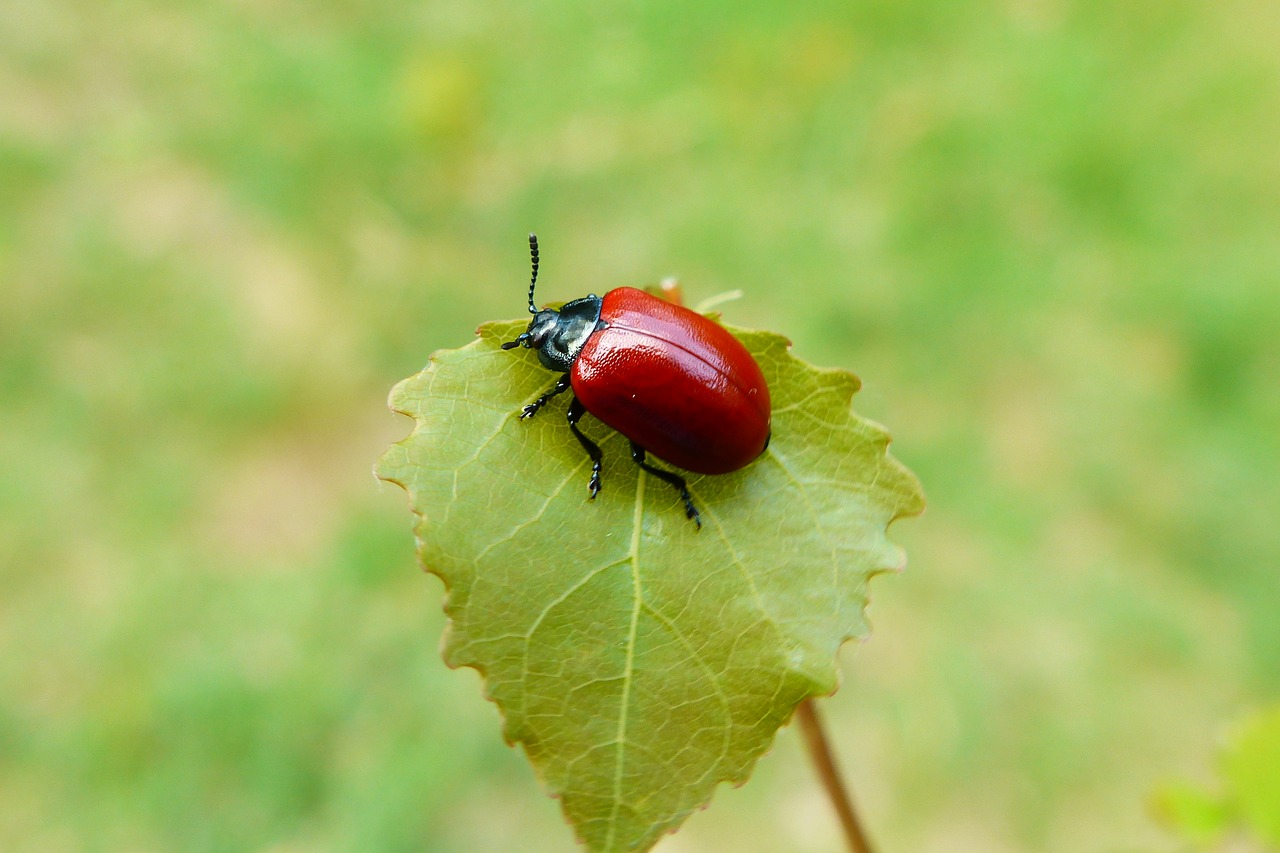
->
[3, 0, 1278, 850]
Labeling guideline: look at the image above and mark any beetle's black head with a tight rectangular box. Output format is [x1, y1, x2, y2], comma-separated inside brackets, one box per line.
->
[500, 234, 603, 372]
[502, 298, 603, 372]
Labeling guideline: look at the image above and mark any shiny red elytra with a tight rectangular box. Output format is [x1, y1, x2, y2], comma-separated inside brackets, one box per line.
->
[501, 234, 771, 528]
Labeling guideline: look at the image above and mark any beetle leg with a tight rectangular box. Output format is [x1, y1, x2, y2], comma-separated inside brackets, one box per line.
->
[521, 374, 572, 419]
[566, 397, 603, 499]
[629, 442, 701, 530]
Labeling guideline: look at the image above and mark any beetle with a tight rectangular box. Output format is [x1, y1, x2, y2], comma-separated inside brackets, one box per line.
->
[501, 234, 771, 528]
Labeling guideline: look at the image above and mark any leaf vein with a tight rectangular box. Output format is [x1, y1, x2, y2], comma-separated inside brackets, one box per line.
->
[603, 468, 647, 851]
[763, 447, 843, 625]
[517, 556, 632, 717]
[639, 602, 733, 786]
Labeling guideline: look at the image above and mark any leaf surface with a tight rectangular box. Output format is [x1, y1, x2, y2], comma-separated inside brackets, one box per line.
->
[376, 317, 923, 852]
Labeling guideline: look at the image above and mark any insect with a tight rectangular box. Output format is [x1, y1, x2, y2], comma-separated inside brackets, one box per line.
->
[501, 234, 771, 527]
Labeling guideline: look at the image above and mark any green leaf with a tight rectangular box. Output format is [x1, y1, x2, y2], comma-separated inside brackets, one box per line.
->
[376, 317, 924, 852]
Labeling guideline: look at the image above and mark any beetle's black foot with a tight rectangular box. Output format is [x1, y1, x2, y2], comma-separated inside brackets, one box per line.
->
[587, 462, 602, 500]
[519, 404, 539, 419]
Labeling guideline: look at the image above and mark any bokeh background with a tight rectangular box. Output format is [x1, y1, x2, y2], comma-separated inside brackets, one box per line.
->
[3, 0, 1278, 850]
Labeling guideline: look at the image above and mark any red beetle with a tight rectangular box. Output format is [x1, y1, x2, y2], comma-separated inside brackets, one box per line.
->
[501, 234, 771, 527]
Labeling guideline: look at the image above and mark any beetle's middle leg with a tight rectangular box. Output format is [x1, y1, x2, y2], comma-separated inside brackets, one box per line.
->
[566, 397, 603, 499]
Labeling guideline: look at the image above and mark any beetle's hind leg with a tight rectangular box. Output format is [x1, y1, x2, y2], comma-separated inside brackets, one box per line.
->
[521, 374, 571, 419]
[566, 397, 603, 499]
[629, 442, 701, 530]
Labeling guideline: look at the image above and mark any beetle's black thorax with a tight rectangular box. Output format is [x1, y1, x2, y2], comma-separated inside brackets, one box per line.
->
[526, 295, 604, 372]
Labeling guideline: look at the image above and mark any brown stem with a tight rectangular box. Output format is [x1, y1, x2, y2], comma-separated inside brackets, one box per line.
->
[795, 699, 875, 853]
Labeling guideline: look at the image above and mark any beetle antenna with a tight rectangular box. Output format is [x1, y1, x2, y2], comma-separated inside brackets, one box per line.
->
[526, 233, 540, 314]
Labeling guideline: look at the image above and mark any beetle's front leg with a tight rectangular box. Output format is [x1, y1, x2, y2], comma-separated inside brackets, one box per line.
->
[521, 374, 572, 420]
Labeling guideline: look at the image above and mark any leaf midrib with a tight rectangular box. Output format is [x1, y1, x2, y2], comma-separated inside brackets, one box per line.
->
[604, 469, 647, 851]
